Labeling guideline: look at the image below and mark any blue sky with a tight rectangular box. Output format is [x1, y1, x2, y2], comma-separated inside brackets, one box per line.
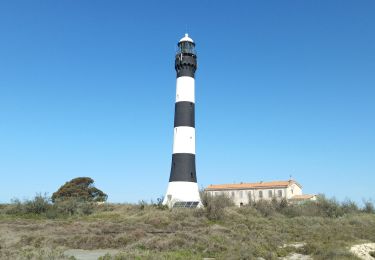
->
[0, 1, 374, 203]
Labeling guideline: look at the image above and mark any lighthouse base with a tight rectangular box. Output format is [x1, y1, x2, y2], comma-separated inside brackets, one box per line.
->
[163, 181, 202, 208]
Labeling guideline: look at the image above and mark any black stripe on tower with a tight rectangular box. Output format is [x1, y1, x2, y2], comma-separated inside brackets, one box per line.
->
[175, 54, 197, 78]
[174, 101, 195, 127]
[169, 153, 197, 182]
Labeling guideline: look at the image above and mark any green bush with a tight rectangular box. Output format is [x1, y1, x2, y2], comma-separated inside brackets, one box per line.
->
[3, 195, 95, 218]
[53, 198, 94, 216]
[52, 177, 107, 203]
[314, 195, 344, 217]
[25, 193, 51, 214]
[252, 198, 283, 217]
[5, 198, 24, 215]
[280, 195, 345, 218]
[341, 199, 359, 214]
[201, 191, 234, 220]
[5, 194, 51, 216]
[363, 200, 375, 214]
[152, 196, 168, 210]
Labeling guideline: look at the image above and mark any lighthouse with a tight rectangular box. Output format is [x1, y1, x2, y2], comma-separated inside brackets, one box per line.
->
[163, 34, 202, 208]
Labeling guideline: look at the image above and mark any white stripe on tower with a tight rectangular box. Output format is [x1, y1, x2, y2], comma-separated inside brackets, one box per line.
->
[173, 126, 195, 154]
[176, 77, 195, 103]
[163, 34, 202, 208]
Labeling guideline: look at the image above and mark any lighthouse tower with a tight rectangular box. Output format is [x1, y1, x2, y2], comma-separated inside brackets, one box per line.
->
[163, 34, 202, 208]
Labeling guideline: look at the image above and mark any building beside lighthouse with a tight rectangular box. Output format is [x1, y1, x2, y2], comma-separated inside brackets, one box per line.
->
[163, 34, 202, 208]
[205, 180, 316, 206]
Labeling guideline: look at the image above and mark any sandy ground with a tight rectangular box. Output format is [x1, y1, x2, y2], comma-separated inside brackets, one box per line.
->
[64, 249, 120, 260]
[279, 243, 312, 260]
[350, 243, 375, 260]
[280, 253, 313, 260]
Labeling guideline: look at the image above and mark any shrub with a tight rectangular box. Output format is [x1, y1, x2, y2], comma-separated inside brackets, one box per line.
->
[201, 191, 234, 220]
[362, 200, 375, 214]
[5, 194, 51, 215]
[6, 198, 24, 215]
[243, 195, 365, 218]
[24, 193, 51, 214]
[288, 195, 345, 218]
[313, 195, 344, 218]
[3, 195, 96, 218]
[152, 196, 168, 210]
[52, 177, 107, 203]
[53, 198, 94, 216]
[252, 199, 277, 217]
[138, 200, 147, 210]
[248, 198, 289, 217]
[341, 199, 359, 214]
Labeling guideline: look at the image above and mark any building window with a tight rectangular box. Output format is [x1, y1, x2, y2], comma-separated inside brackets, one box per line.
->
[268, 190, 273, 198]
[259, 191, 263, 199]
[231, 191, 235, 198]
[239, 191, 243, 198]
[278, 190, 282, 197]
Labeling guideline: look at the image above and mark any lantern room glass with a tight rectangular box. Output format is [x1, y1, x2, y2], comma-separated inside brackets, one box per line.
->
[178, 41, 196, 55]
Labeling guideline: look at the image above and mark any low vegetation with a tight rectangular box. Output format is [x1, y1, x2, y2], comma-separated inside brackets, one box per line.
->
[0, 194, 374, 259]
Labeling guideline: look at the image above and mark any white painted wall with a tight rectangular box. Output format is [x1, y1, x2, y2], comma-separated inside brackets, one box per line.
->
[172, 126, 195, 154]
[286, 183, 302, 199]
[176, 76, 195, 103]
[163, 181, 202, 207]
[207, 186, 302, 206]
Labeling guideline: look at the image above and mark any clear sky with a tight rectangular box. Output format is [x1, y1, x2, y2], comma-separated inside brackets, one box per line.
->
[0, 1, 374, 203]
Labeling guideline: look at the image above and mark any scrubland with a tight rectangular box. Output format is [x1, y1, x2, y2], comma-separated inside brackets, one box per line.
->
[0, 194, 374, 259]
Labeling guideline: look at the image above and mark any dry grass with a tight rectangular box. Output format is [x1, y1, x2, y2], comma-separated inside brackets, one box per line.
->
[0, 197, 374, 259]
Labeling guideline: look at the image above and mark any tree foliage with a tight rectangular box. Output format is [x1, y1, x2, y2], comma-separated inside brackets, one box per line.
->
[52, 177, 107, 203]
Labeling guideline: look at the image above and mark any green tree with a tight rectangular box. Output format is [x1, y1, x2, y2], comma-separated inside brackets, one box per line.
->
[52, 177, 108, 203]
